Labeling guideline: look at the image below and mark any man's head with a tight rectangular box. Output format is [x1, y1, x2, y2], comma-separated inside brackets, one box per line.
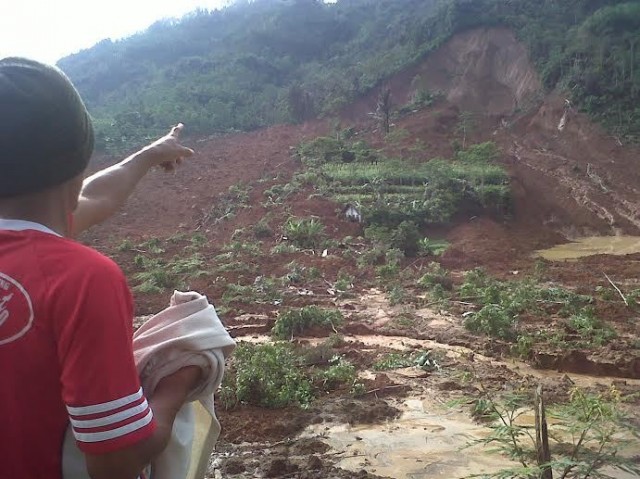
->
[0, 57, 94, 199]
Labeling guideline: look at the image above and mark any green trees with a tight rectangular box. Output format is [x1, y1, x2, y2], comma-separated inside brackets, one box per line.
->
[566, 3, 640, 139]
[58, 0, 640, 153]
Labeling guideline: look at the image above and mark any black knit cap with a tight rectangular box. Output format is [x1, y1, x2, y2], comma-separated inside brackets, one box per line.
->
[0, 57, 94, 198]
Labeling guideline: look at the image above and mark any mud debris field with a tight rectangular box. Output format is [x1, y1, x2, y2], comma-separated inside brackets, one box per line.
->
[84, 28, 640, 478]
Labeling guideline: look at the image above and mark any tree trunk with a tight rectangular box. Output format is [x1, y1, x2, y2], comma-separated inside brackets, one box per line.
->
[535, 385, 553, 479]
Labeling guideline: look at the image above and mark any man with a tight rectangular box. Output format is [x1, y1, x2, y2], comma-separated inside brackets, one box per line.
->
[0, 57, 200, 479]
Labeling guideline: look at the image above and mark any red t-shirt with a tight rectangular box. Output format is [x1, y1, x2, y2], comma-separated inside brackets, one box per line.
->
[0, 220, 155, 478]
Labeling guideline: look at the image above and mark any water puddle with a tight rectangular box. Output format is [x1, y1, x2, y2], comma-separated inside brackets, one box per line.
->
[536, 236, 640, 261]
[304, 398, 512, 478]
[304, 396, 639, 479]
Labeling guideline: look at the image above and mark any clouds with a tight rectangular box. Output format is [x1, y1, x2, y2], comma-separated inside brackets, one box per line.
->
[0, 0, 226, 63]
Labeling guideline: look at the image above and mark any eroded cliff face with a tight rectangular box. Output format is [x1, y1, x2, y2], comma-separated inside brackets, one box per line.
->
[346, 27, 640, 238]
[420, 27, 542, 116]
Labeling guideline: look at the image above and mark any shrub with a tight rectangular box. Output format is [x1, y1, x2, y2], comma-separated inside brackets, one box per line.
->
[467, 388, 640, 479]
[315, 356, 358, 390]
[365, 221, 421, 256]
[132, 253, 207, 294]
[417, 262, 451, 290]
[375, 248, 403, 279]
[373, 352, 415, 370]
[391, 220, 421, 257]
[418, 237, 450, 256]
[225, 343, 314, 408]
[252, 217, 274, 239]
[569, 309, 617, 346]
[272, 306, 343, 339]
[282, 217, 326, 249]
[464, 303, 517, 340]
[456, 141, 500, 163]
[334, 271, 355, 296]
[387, 285, 408, 305]
[220, 343, 362, 409]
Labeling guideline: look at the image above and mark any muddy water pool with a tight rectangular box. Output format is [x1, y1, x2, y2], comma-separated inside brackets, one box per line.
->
[303, 396, 638, 479]
[536, 236, 640, 261]
[233, 334, 639, 478]
[303, 397, 511, 478]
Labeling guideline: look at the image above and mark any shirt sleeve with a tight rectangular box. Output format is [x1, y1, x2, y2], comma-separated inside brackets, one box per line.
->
[51, 254, 155, 454]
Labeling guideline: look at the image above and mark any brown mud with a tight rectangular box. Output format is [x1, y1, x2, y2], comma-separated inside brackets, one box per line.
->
[85, 27, 640, 478]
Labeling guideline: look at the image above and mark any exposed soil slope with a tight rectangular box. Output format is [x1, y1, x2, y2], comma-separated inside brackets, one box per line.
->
[345, 27, 640, 241]
[87, 27, 640, 248]
[344, 28, 541, 121]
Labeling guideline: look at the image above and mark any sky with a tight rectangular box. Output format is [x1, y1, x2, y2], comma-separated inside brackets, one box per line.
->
[0, 0, 231, 64]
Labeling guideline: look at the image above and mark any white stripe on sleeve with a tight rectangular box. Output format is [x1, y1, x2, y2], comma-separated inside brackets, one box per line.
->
[73, 409, 154, 443]
[70, 399, 150, 429]
[66, 387, 143, 416]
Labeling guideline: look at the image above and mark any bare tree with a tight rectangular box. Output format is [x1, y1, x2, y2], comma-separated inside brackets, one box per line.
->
[376, 86, 392, 134]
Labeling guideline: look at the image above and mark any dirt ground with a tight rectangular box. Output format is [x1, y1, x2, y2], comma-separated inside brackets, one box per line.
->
[82, 28, 640, 478]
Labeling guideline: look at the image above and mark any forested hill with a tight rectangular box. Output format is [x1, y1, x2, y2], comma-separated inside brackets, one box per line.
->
[57, 0, 640, 153]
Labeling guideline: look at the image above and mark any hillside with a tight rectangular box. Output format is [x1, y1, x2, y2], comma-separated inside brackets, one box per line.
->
[70, 2, 640, 478]
[59, 0, 640, 153]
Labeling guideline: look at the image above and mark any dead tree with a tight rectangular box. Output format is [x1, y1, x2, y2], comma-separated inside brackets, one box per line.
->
[535, 385, 553, 479]
[376, 87, 392, 134]
[288, 85, 314, 123]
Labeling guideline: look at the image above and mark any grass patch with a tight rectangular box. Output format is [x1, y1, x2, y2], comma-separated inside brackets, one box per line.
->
[459, 268, 599, 343]
[219, 342, 361, 409]
[311, 141, 510, 228]
[128, 236, 209, 293]
[199, 182, 251, 226]
[272, 306, 343, 339]
[222, 277, 282, 305]
[282, 217, 326, 249]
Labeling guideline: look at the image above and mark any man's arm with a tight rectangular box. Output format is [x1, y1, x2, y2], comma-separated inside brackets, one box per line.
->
[71, 124, 194, 236]
[84, 366, 201, 479]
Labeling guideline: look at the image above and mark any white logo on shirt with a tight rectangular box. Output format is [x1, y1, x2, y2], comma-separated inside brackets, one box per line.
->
[0, 273, 34, 346]
[0, 293, 14, 325]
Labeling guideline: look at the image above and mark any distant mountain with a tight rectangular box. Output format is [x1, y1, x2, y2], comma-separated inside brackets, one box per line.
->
[57, 0, 640, 152]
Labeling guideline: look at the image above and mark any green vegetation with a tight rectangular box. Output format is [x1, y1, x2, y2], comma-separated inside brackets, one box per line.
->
[198, 182, 252, 228]
[460, 268, 596, 342]
[373, 352, 416, 370]
[221, 276, 282, 306]
[415, 264, 615, 350]
[120, 236, 210, 293]
[418, 237, 450, 257]
[298, 138, 510, 231]
[219, 342, 360, 409]
[272, 306, 343, 339]
[374, 350, 440, 371]
[58, 0, 640, 153]
[282, 217, 326, 249]
[467, 388, 640, 479]
[219, 342, 313, 409]
[417, 261, 453, 302]
[569, 309, 617, 347]
[333, 271, 355, 297]
[133, 254, 207, 293]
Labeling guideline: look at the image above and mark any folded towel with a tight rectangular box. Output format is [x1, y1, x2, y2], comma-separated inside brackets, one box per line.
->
[63, 291, 235, 479]
[134, 291, 236, 479]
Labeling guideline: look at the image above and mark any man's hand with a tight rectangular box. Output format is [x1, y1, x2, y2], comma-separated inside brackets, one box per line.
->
[139, 123, 195, 172]
[71, 123, 196, 236]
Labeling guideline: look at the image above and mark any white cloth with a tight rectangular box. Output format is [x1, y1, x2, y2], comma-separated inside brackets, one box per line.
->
[134, 290, 236, 479]
[62, 291, 235, 479]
